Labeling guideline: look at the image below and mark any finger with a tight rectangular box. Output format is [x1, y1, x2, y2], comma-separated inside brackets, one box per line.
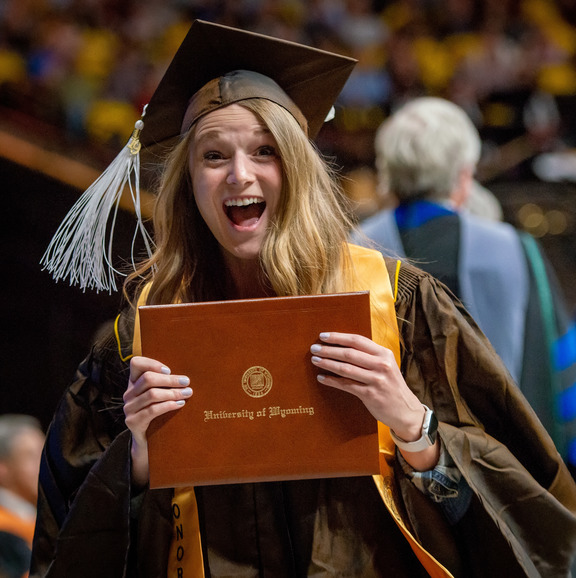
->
[130, 355, 172, 383]
[310, 344, 372, 371]
[311, 353, 380, 385]
[124, 394, 190, 436]
[123, 374, 190, 411]
[315, 372, 365, 395]
[318, 332, 382, 355]
[125, 388, 191, 418]
[125, 379, 193, 414]
[310, 342, 396, 374]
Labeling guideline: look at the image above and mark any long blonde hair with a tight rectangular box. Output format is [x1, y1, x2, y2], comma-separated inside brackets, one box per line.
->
[125, 99, 356, 306]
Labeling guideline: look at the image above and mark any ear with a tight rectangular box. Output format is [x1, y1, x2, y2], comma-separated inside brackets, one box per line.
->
[451, 166, 474, 209]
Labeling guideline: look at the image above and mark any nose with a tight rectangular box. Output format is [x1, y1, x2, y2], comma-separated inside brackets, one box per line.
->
[226, 153, 253, 186]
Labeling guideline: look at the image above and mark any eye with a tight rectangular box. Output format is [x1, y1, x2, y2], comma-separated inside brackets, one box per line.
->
[203, 150, 224, 161]
[256, 145, 277, 158]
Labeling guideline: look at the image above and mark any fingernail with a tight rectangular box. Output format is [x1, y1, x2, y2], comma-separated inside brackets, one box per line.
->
[175, 400, 186, 406]
[319, 332, 330, 340]
[311, 356, 322, 364]
[310, 344, 321, 353]
[317, 374, 326, 382]
[161, 366, 171, 375]
[178, 376, 190, 386]
[181, 387, 193, 397]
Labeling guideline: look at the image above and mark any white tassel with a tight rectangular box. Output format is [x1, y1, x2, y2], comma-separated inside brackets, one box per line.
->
[41, 113, 154, 293]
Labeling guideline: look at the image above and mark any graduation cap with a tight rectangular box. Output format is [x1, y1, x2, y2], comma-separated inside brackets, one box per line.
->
[41, 19, 357, 292]
[141, 19, 357, 147]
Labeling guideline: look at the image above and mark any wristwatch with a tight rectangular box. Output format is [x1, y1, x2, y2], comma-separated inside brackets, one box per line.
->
[390, 405, 438, 452]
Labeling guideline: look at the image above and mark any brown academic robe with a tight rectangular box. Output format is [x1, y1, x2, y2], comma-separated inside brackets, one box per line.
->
[30, 259, 576, 577]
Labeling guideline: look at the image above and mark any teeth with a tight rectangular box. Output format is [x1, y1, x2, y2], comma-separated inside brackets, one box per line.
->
[224, 197, 264, 207]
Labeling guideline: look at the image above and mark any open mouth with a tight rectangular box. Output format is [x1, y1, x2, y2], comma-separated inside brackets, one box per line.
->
[224, 197, 266, 227]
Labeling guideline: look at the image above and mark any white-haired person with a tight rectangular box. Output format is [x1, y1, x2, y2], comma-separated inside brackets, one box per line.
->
[32, 21, 576, 578]
[357, 96, 576, 469]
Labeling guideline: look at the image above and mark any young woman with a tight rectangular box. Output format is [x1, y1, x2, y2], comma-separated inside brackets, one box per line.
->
[32, 20, 576, 578]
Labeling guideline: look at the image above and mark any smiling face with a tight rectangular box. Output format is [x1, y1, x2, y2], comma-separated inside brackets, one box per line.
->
[189, 104, 283, 270]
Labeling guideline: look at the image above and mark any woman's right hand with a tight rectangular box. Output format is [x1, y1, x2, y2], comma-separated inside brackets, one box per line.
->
[123, 356, 192, 487]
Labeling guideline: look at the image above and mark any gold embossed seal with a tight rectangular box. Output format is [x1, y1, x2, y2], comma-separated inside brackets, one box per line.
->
[242, 366, 273, 398]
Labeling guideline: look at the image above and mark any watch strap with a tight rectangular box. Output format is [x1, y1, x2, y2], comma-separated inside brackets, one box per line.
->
[390, 405, 438, 452]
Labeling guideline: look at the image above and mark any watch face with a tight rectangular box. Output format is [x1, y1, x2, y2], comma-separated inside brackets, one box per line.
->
[426, 411, 439, 443]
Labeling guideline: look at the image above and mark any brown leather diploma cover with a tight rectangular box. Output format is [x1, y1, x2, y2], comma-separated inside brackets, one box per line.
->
[140, 291, 379, 488]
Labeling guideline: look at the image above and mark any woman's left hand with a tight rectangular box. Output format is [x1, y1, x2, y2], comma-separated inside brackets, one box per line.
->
[310, 332, 440, 470]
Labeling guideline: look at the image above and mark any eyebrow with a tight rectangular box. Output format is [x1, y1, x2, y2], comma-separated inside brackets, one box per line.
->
[195, 125, 272, 144]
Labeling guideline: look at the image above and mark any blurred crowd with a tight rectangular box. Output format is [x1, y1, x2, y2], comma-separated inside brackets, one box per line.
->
[1, 0, 575, 174]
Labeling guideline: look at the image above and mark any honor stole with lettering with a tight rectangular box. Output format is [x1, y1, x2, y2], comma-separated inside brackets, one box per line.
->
[131, 244, 454, 578]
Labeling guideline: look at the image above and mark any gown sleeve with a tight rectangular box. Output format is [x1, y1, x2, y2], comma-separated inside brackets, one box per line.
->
[30, 310, 137, 578]
[392, 259, 576, 576]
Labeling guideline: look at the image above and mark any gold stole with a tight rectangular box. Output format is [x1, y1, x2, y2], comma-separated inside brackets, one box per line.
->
[131, 245, 454, 578]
